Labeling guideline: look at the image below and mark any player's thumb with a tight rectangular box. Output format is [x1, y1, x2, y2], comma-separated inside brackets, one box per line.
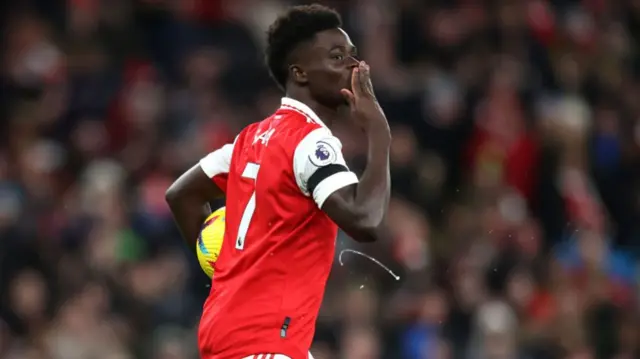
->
[340, 89, 355, 106]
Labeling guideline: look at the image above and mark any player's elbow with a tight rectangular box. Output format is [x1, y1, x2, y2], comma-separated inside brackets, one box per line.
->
[167, 164, 224, 208]
[348, 218, 387, 243]
[322, 188, 389, 243]
[165, 182, 183, 207]
[349, 229, 378, 243]
[166, 165, 209, 206]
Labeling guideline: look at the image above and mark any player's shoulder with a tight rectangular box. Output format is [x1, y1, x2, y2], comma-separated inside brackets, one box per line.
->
[292, 125, 342, 169]
[236, 98, 336, 151]
[276, 110, 327, 140]
[278, 97, 334, 137]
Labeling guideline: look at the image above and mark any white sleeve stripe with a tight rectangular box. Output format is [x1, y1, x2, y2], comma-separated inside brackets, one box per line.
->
[292, 127, 333, 194]
[313, 171, 359, 208]
[242, 162, 259, 179]
[199, 143, 233, 178]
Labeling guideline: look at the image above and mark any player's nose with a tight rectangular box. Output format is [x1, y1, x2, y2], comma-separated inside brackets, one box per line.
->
[346, 56, 359, 69]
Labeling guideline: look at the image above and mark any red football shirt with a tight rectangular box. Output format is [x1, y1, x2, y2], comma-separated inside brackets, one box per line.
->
[197, 98, 359, 359]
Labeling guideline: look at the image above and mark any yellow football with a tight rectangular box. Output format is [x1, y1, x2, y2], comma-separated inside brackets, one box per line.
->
[196, 207, 226, 279]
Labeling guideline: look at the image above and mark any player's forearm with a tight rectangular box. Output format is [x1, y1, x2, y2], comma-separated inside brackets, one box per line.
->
[328, 129, 391, 242]
[165, 165, 223, 252]
[353, 128, 392, 228]
[166, 191, 211, 253]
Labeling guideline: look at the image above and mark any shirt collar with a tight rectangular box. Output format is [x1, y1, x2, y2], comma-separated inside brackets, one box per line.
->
[280, 97, 327, 128]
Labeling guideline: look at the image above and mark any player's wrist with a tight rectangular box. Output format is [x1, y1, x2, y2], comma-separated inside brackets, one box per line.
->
[365, 124, 392, 145]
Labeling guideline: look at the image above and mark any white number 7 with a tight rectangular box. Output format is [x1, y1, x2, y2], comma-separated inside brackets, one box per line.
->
[236, 163, 260, 250]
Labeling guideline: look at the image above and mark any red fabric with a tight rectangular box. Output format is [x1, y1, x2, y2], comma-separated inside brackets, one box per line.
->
[527, 291, 556, 323]
[105, 94, 128, 152]
[106, 60, 156, 151]
[527, 0, 557, 46]
[184, 0, 225, 22]
[466, 88, 539, 200]
[199, 110, 337, 359]
[466, 128, 539, 200]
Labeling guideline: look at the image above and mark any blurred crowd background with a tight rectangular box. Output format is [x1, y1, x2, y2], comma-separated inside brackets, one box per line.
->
[2, 0, 640, 358]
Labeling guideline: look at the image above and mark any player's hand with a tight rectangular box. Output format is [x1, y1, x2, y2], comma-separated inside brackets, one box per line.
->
[340, 62, 390, 134]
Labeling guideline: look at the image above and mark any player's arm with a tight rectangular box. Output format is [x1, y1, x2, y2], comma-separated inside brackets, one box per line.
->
[165, 142, 233, 252]
[294, 125, 390, 243]
[321, 128, 390, 242]
[322, 61, 391, 242]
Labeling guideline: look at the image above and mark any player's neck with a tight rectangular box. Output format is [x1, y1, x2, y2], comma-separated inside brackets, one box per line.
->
[285, 93, 338, 128]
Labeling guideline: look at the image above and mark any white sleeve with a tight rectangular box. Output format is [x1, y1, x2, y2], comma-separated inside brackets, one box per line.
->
[293, 128, 359, 208]
[199, 140, 235, 179]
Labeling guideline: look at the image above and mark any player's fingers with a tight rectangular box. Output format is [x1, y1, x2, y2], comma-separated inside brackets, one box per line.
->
[349, 67, 361, 98]
[359, 62, 373, 97]
[362, 63, 375, 97]
[340, 88, 355, 106]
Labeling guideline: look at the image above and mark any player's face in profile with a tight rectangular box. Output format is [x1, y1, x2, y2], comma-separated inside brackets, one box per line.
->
[305, 28, 359, 107]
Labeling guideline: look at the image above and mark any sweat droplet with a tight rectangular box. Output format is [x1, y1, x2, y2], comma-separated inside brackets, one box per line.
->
[339, 249, 400, 281]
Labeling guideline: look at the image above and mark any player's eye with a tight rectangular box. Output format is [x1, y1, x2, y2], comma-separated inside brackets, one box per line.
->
[332, 54, 345, 61]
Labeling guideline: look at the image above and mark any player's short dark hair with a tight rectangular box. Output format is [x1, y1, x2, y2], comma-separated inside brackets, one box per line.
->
[265, 4, 342, 91]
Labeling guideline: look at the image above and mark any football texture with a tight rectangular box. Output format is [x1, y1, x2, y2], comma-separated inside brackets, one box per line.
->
[196, 207, 226, 279]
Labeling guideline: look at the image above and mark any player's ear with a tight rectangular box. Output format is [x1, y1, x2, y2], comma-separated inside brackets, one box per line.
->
[290, 65, 308, 85]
